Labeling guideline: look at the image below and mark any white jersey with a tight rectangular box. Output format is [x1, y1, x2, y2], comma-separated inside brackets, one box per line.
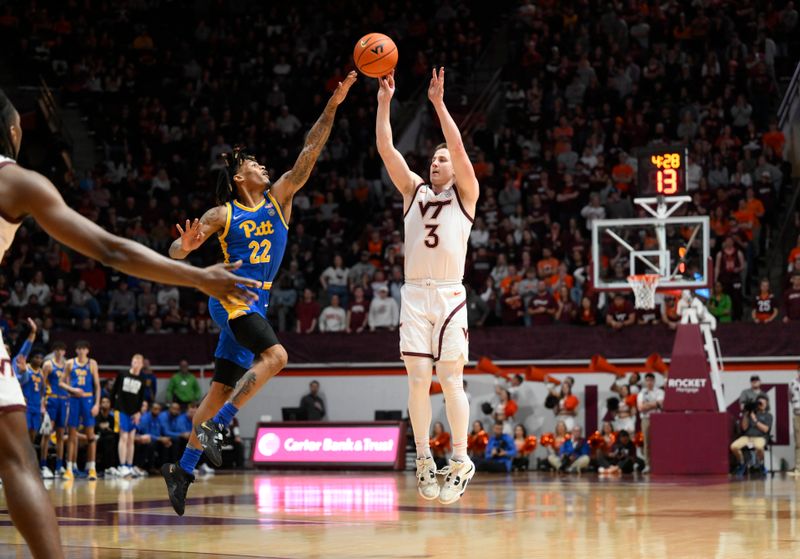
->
[0, 156, 22, 262]
[403, 183, 474, 282]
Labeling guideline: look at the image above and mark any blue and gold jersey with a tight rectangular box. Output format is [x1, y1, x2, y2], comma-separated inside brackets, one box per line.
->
[69, 358, 93, 398]
[46, 358, 68, 398]
[22, 367, 44, 409]
[214, 191, 289, 320]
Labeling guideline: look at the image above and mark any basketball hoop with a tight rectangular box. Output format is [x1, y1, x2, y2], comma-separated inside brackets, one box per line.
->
[627, 274, 660, 309]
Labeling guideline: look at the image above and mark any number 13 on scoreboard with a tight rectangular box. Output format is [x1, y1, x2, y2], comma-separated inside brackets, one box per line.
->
[656, 168, 678, 195]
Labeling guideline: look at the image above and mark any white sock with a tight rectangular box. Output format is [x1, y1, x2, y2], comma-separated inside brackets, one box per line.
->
[404, 356, 433, 459]
[437, 359, 469, 461]
[67, 461, 74, 472]
[87, 461, 95, 470]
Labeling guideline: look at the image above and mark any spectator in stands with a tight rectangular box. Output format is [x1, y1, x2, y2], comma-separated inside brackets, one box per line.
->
[613, 385, 637, 434]
[299, 380, 326, 421]
[731, 395, 772, 476]
[25, 271, 51, 306]
[577, 296, 597, 326]
[637, 373, 664, 470]
[346, 287, 368, 333]
[580, 193, 605, 231]
[739, 376, 764, 406]
[295, 288, 320, 334]
[708, 282, 733, 323]
[783, 275, 800, 322]
[606, 294, 636, 330]
[158, 402, 192, 460]
[553, 426, 591, 473]
[320, 255, 350, 307]
[69, 280, 100, 320]
[466, 284, 490, 328]
[108, 281, 136, 325]
[368, 286, 399, 331]
[166, 360, 202, 407]
[527, 281, 556, 326]
[752, 278, 778, 323]
[480, 421, 516, 473]
[319, 294, 346, 333]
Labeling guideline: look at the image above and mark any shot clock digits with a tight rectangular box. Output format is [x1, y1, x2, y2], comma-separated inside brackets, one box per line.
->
[636, 145, 688, 197]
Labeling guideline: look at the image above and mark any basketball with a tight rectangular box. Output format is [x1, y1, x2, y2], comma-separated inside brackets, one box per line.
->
[353, 33, 398, 78]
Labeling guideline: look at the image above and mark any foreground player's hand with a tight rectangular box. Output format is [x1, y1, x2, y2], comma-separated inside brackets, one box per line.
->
[177, 218, 205, 253]
[197, 261, 260, 306]
[377, 70, 395, 103]
[26, 317, 37, 333]
[331, 71, 357, 106]
[428, 66, 445, 105]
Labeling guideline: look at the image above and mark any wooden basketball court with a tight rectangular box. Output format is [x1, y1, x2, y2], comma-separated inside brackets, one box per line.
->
[1, 472, 798, 558]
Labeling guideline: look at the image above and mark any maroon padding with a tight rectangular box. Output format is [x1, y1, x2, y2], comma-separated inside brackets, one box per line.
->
[584, 384, 598, 435]
[663, 324, 717, 412]
[0, 404, 26, 416]
[650, 412, 732, 475]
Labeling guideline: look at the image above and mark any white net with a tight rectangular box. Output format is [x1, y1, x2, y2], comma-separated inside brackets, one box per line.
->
[627, 274, 660, 309]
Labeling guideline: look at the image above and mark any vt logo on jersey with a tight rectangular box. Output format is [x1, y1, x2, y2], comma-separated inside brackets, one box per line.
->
[418, 200, 451, 219]
[239, 220, 276, 239]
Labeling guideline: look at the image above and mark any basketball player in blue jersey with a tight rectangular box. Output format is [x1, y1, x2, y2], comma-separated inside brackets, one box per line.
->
[14, 319, 43, 443]
[0, 89, 257, 559]
[58, 341, 101, 481]
[41, 341, 68, 477]
[161, 71, 357, 515]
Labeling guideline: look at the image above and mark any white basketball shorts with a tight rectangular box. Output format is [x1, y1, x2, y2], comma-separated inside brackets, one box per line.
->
[0, 329, 25, 413]
[400, 280, 468, 363]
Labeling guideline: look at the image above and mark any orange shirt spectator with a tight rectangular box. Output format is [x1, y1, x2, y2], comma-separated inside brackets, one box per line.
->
[788, 245, 800, 265]
[554, 124, 574, 155]
[733, 208, 756, 240]
[499, 272, 522, 294]
[762, 129, 785, 157]
[745, 197, 765, 222]
[612, 161, 634, 193]
[537, 255, 559, 280]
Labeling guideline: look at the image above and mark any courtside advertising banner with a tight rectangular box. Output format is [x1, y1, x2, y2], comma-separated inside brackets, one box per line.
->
[252, 422, 405, 469]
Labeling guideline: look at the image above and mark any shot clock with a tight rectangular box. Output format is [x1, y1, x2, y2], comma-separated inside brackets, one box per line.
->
[636, 145, 688, 197]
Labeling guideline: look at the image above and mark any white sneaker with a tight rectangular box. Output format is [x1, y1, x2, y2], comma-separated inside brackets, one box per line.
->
[57, 466, 66, 476]
[105, 467, 119, 478]
[132, 466, 148, 478]
[199, 463, 215, 475]
[41, 466, 54, 479]
[415, 457, 440, 500]
[438, 457, 475, 505]
[119, 465, 132, 478]
[788, 468, 800, 477]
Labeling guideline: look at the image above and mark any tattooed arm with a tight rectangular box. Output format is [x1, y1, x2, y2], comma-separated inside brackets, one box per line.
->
[270, 71, 357, 220]
[168, 205, 227, 260]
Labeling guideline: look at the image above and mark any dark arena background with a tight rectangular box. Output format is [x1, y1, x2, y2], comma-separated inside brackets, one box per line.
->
[0, 1, 799, 558]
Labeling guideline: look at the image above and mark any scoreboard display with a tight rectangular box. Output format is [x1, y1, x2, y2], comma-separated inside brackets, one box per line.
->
[636, 145, 688, 197]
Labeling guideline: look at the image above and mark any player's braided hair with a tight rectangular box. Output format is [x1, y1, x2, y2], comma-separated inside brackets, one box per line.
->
[216, 146, 256, 205]
[0, 89, 18, 159]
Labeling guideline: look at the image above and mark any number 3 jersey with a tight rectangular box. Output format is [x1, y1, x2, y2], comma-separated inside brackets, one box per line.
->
[403, 183, 474, 282]
[214, 191, 289, 319]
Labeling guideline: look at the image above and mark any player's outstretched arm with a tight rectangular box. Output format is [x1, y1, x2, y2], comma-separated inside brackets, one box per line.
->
[168, 206, 226, 260]
[428, 67, 479, 209]
[5, 166, 257, 305]
[375, 70, 424, 198]
[271, 71, 358, 214]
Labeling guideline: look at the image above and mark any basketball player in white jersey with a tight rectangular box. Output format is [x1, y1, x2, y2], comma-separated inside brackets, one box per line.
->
[0, 89, 257, 559]
[376, 68, 479, 504]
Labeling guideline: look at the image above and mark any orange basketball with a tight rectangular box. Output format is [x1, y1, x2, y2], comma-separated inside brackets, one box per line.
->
[353, 33, 398, 78]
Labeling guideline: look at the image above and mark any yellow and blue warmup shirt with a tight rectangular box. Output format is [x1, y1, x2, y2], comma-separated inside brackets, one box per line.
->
[209, 191, 288, 368]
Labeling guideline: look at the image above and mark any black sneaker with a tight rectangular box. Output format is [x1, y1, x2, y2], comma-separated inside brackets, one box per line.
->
[195, 420, 224, 467]
[161, 462, 195, 516]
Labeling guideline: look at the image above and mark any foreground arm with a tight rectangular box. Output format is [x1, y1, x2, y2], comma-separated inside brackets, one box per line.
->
[375, 71, 424, 199]
[271, 72, 357, 217]
[5, 166, 257, 304]
[428, 67, 480, 209]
